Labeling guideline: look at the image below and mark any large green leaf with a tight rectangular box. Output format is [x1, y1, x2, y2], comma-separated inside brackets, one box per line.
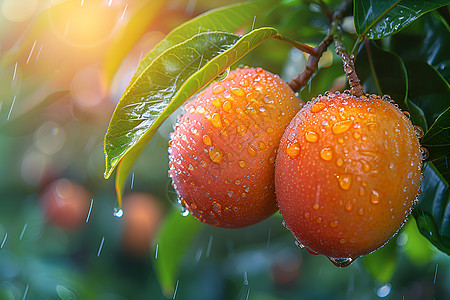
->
[413, 162, 450, 255]
[154, 209, 203, 297]
[355, 41, 408, 109]
[129, 0, 275, 87]
[104, 28, 279, 207]
[354, 0, 449, 39]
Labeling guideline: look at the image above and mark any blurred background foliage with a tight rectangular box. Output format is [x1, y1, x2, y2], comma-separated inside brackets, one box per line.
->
[0, 0, 449, 299]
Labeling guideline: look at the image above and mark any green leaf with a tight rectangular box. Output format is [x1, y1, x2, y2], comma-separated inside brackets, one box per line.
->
[422, 107, 450, 162]
[104, 27, 279, 207]
[354, 0, 449, 39]
[56, 285, 77, 300]
[129, 0, 276, 87]
[362, 237, 397, 283]
[154, 208, 203, 297]
[412, 162, 450, 255]
[405, 60, 450, 130]
[355, 41, 408, 109]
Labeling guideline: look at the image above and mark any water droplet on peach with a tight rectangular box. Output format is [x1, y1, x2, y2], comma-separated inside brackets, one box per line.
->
[212, 84, 225, 94]
[370, 190, 380, 204]
[336, 158, 344, 167]
[266, 127, 274, 134]
[311, 101, 326, 113]
[211, 98, 222, 108]
[211, 113, 222, 128]
[320, 147, 333, 161]
[332, 119, 353, 135]
[247, 143, 257, 156]
[305, 131, 319, 143]
[203, 135, 211, 146]
[337, 173, 352, 190]
[223, 101, 232, 112]
[231, 87, 245, 97]
[286, 143, 301, 158]
[236, 125, 247, 136]
[209, 147, 223, 164]
[239, 160, 246, 168]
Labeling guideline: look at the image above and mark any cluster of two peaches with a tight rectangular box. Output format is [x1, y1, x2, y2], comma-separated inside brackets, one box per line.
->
[168, 67, 423, 261]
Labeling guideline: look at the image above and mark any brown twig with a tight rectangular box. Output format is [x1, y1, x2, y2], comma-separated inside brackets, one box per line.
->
[287, 35, 333, 92]
[287, 0, 353, 93]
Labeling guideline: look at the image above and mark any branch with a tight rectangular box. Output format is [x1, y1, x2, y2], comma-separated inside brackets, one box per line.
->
[287, 0, 352, 93]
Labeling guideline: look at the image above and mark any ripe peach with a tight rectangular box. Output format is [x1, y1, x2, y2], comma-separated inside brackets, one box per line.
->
[40, 178, 91, 229]
[168, 67, 303, 228]
[275, 92, 423, 264]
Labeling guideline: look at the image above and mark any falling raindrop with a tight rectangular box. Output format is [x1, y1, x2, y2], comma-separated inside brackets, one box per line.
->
[206, 235, 213, 257]
[376, 283, 392, 298]
[86, 198, 94, 222]
[155, 244, 159, 259]
[97, 236, 105, 257]
[243, 271, 249, 286]
[19, 223, 27, 240]
[172, 280, 179, 300]
[22, 284, 29, 300]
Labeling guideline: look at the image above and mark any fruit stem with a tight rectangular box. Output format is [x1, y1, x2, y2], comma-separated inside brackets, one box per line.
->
[333, 33, 364, 97]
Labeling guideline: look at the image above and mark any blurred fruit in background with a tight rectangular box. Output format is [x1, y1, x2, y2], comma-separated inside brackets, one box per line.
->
[121, 192, 164, 257]
[40, 178, 91, 229]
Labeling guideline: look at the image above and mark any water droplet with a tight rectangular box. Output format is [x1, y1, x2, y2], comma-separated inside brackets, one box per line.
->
[358, 207, 364, 215]
[203, 135, 211, 146]
[268, 156, 275, 164]
[180, 207, 190, 216]
[266, 127, 274, 134]
[188, 164, 194, 171]
[259, 142, 266, 149]
[337, 137, 344, 144]
[345, 201, 353, 211]
[295, 240, 305, 249]
[236, 125, 247, 136]
[286, 143, 301, 158]
[247, 143, 257, 156]
[228, 191, 234, 197]
[239, 160, 246, 168]
[359, 186, 365, 196]
[200, 160, 207, 168]
[382, 94, 392, 102]
[330, 220, 338, 227]
[403, 111, 411, 119]
[231, 87, 245, 97]
[332, 120, 353, 134]
[304, 212, 310, 218]
[320, 147, 333, 161]
[209, 147, 224, 164]
[311, 101, 326, 113]
[223, 101, 232, 112]
[337, 173, 352, 190]
[212, 84, 225, 94]
[367, 122, 378, 131]
[353, 131, 361, 139]
[360, 159, 371, 172]
[211, 113, 223, 128]
[212, 202, 221, 211]
[113, 204, 123, 218]
[370, 189, 380, 204]
[196, 106, 206, 114]
[305, 131, 319, 143]
[211, 98, 222, 108]
[419, 146, 429, 161]
[235, 180, 241, 185]
[336, 157, 344, 167]
[328, 257, 353, 268]
[414, 126, 424, 138]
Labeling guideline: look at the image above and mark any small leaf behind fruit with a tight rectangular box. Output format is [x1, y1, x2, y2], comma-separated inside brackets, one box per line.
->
[103, 28, 279, 208]
[355, 40, 407, 109]
[154, 209, 203, 297]
[353, 0, 449, 39]
[413, 162, 450, 255]
[422, 107, 450, 162]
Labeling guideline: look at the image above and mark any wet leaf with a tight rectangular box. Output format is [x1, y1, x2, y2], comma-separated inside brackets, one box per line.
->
[413, 162, 450, 255]
[355, 40, 408, 110]
[362, 236, 397, 282]
[104, 28, 279, 207]
[154, 208, 203, 297]
[129, 0, 276, 87]
[102, 0, 166, 84]
[354, 0, 448, 39]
